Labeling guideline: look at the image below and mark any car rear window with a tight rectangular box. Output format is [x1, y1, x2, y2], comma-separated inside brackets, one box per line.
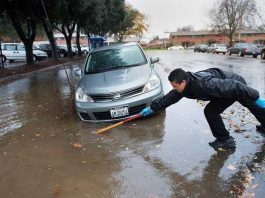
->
[85, 45, 147, 74]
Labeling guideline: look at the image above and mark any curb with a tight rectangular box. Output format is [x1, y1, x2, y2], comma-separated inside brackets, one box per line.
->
[0, 59, 85, 84]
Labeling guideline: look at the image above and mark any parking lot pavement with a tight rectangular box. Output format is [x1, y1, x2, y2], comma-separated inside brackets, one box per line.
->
[0, 50, 265, 198]
[1, 60, 27, 68]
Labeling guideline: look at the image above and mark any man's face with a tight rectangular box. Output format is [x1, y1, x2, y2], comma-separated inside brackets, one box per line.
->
[170, 80, 186, 93]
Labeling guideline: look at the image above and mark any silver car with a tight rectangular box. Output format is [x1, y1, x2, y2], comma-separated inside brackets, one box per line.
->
[74, 42, 164, 122]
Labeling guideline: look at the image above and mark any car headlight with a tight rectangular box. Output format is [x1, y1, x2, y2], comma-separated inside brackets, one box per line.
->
[75, 87, 94, 102]
[143, 74, 160, 93]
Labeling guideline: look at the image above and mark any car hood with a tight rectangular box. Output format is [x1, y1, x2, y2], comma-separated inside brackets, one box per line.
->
[80, 64, 151, 94]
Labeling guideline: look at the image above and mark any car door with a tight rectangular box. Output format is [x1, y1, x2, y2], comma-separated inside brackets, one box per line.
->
[16, 44, 26, 60]
[235, 43, 241, 54]
[3, 44, 19, 60]
[230, 43, 239, 54]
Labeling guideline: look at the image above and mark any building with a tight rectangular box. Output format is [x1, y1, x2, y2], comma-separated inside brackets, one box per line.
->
[169, 30, 265, 48]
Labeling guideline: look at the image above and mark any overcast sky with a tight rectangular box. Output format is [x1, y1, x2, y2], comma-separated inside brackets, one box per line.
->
[125, 0, 217, 39]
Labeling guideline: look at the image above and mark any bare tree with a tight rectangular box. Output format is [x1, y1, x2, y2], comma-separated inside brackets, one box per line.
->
[209, 0, 257, 46]
[177, 25, 194, 32]
[253, 0, 265, 32]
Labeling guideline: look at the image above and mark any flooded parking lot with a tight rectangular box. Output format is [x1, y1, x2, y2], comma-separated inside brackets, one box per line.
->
[0, 50, 265, 198]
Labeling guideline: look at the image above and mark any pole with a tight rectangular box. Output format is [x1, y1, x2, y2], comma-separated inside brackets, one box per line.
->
[164, 31, 169, 50]
[96, 114, 142, 134]
[0, 41, 4, 69]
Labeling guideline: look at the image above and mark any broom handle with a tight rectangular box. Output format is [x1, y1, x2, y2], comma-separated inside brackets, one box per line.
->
[96, 114, 141, 134]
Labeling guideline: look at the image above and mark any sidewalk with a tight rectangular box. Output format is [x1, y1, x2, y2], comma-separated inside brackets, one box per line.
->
[0, 56, 86, 83]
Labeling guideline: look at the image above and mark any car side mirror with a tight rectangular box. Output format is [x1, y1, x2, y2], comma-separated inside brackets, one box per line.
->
[74, 68, 81, 77]
[150, 57, 159, 65]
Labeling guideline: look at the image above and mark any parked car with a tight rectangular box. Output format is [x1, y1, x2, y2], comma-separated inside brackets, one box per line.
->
[207, 43, 227, 54]
[0, 43, 47, 62]
[35, 44, 67, 58]
[80, 45, 90, 54]
[261, 47, 265, 60]
[58, 44, 77, 55]
[74, 42, 164, 121]
[167, 45, 184, 50]
[194, 44, 209, 53]
[187, 45, 196, 50]
[228, 43, 261, 58]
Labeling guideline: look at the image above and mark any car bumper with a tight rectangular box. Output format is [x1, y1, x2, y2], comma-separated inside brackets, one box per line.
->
[75, 87, 164, 122]
[215, 49, 227, 53]
[36, 56, 47, 60]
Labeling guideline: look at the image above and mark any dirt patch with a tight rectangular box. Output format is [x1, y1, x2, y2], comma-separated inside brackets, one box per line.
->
[0, 56, 86, 78]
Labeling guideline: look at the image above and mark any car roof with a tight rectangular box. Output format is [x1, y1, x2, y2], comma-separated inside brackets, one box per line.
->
[90, 42, 139, 53]
[2, 43, 21, 45]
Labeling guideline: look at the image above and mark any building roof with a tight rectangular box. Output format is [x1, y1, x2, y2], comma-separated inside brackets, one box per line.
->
[171, 31, 219, 36]
[170, 29, 265, 36]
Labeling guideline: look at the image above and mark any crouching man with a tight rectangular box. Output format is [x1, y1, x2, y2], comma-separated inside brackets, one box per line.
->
[140, 68, 265, 149]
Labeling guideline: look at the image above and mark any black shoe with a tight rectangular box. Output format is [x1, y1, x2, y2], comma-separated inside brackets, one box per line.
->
[209, 137, 236, 149]
[256, 124, 265, 133]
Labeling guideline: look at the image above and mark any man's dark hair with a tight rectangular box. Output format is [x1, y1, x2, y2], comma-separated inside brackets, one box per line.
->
[168, 68, 188, 83]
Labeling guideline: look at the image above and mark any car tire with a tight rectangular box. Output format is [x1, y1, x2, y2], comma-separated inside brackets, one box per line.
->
[33, 55, 37, 62]
[59, 53, 65, 58]
[229, 51, 232, 56]
[0, 55, 6, 63]
[223, 52, 226, 55]
[239, 51, 244, 57]
[253, 55, 258, 58]
[261, 51, 265, 60]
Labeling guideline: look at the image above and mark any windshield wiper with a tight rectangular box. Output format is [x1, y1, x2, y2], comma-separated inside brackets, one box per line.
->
[85, 63, 145, 74]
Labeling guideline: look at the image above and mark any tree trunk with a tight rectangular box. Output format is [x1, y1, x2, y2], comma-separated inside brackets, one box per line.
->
[6, 3, 36, 65]
[54, 23, 76, 58]
[229, 32, 233, 47]
[65, 36, 73, 58]
[76, 24, 82, 56]
[24, 41, 34, 65]
[42, 18, 58, 60]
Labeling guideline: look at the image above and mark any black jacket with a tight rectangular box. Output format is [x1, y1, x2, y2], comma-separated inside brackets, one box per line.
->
[150, 68, 259, 112]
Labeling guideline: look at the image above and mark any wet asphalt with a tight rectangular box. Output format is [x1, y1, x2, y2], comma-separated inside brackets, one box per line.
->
[0, 50, 265, 198]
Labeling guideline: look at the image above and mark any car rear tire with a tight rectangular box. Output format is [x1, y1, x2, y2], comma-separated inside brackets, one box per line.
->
[261, 51, 265, 60]
[253, 55, 257, 58]
[223, 52, 226, 55]
[239, 51, 244, 57]
[33, 55, 37, 62]
[0, 55, 6, 63]
[59, 53, 65, 58]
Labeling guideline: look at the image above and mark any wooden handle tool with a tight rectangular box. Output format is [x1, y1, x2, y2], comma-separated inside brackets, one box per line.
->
[96, 114, 142, 134]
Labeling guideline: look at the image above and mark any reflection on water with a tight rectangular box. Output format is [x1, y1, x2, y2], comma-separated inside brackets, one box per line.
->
[1, 56, 265, 197]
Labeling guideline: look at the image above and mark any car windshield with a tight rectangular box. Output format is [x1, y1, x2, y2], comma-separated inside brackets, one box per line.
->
[85, 45, 147, 74]
[242, 43, 254, 48]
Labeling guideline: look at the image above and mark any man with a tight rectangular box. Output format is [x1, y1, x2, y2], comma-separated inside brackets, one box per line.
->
[140, 68, 265, 149]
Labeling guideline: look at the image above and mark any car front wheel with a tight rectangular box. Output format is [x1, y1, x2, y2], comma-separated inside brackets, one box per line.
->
[33, 55, 37, 62]
[0, 55, 6, 63]
[239, 51, 244, 57]
[261, 51, 265, 60]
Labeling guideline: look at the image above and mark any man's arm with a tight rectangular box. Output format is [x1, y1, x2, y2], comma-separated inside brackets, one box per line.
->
[150, 89, 183, 111]
[203, 78, 259, 101]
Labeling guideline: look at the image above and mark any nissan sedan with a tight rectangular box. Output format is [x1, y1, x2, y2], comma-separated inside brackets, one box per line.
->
[75, 42, 164, 122]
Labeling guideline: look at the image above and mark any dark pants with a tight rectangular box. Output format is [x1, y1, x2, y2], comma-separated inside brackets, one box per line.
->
[204, 99, 265, 141]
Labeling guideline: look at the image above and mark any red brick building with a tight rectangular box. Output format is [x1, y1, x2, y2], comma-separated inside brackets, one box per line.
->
[169, 30, 265, 48]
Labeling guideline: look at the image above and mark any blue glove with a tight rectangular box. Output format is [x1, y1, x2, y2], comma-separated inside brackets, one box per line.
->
[255, 97, 265, 108]
[140, 107, 154, 117]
